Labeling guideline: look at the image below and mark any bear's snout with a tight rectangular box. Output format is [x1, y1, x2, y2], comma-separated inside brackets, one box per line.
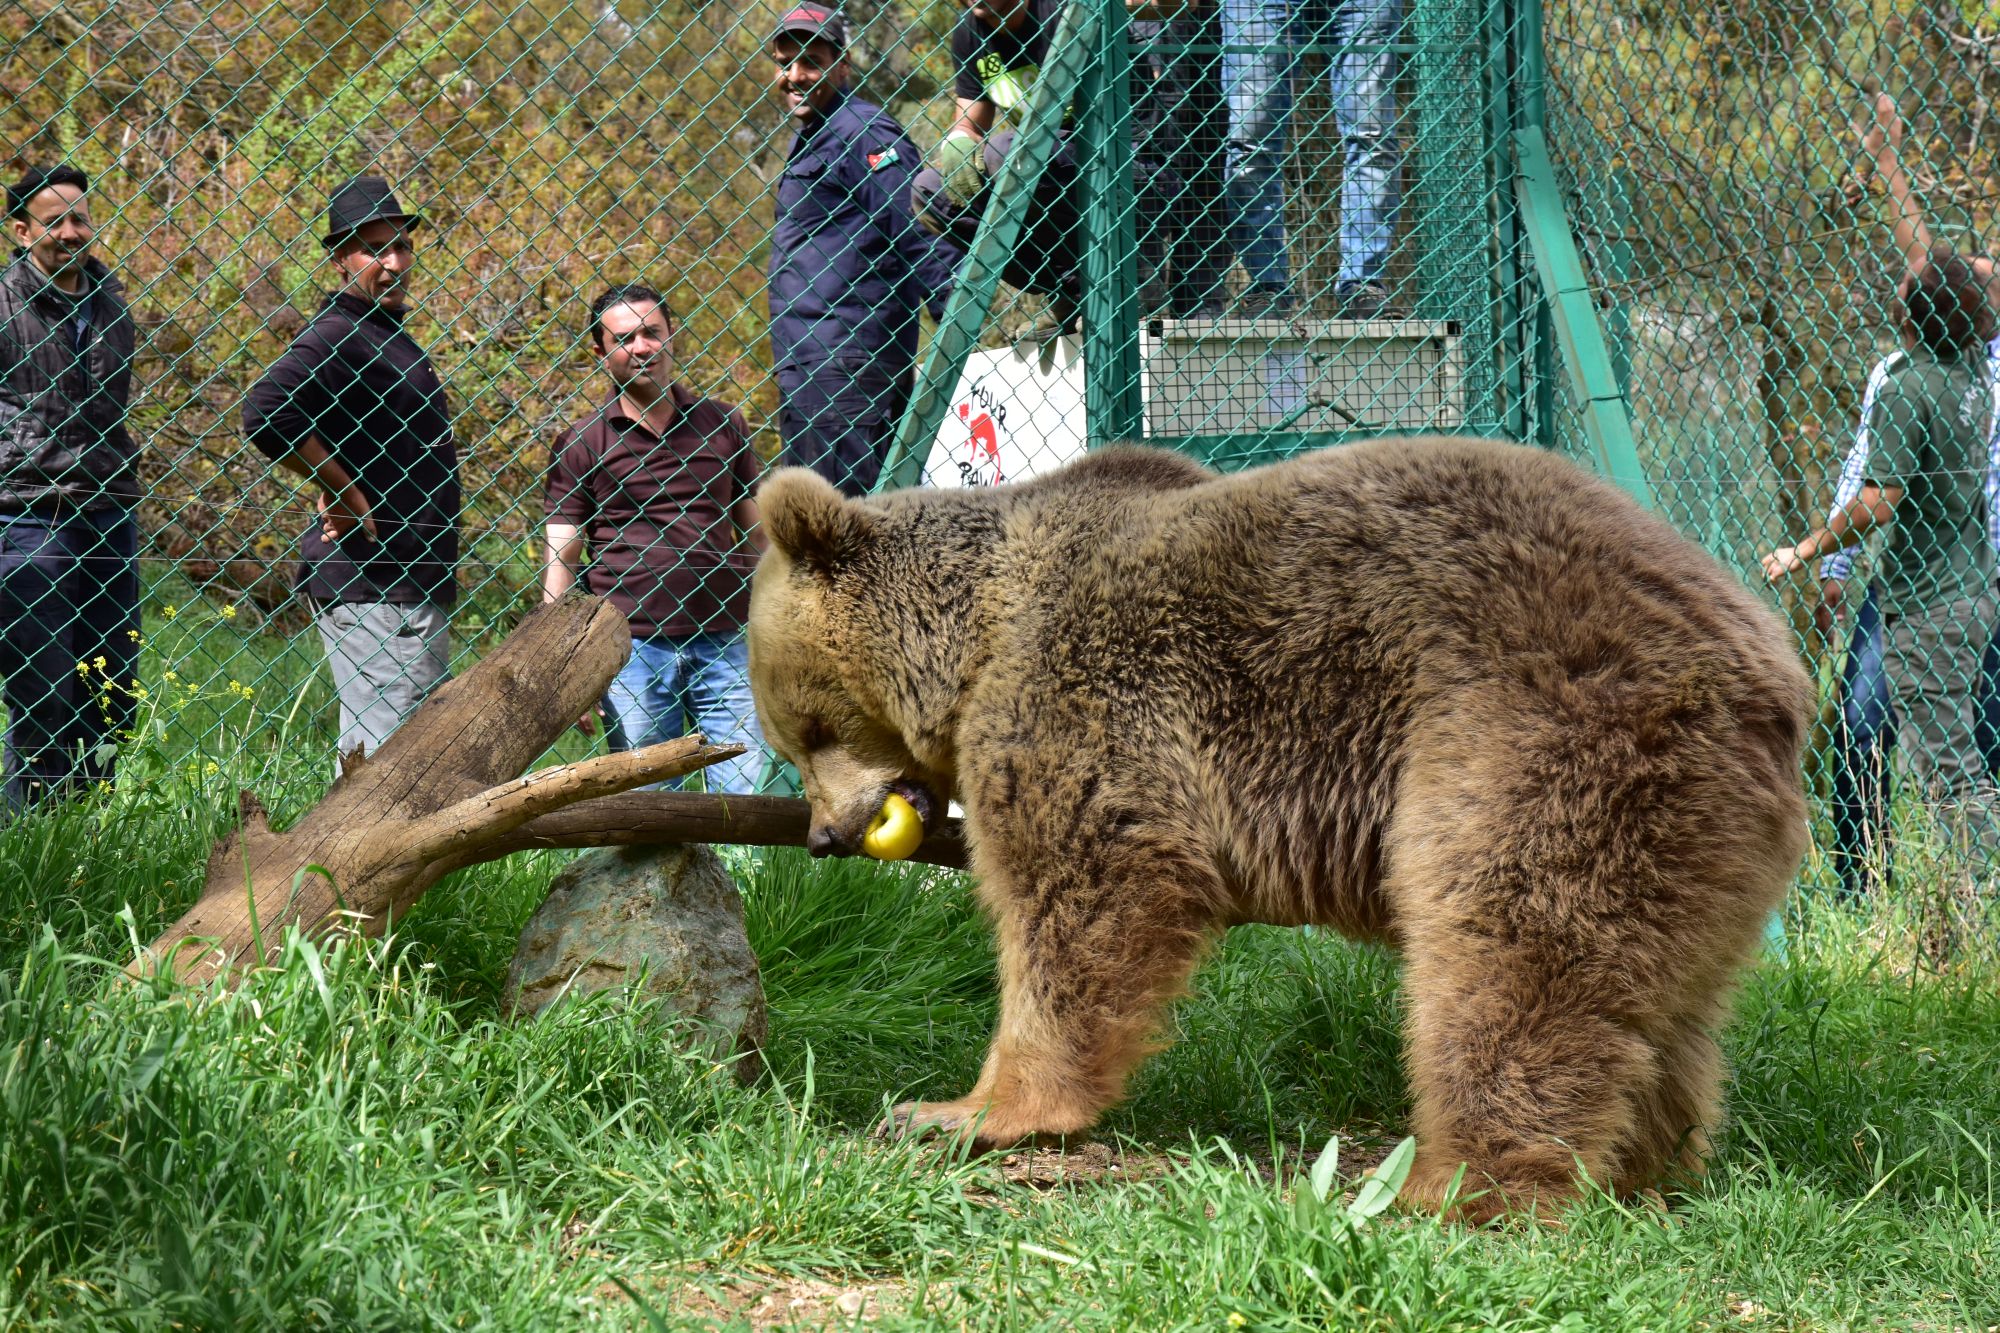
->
[806, 824, 857, 857]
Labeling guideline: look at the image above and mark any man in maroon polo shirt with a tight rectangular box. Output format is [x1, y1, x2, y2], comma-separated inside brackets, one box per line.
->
[542, 284, 768, 791]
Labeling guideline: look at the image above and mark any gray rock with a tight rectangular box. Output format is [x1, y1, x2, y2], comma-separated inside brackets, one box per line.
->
[503, 844, 766, 1083]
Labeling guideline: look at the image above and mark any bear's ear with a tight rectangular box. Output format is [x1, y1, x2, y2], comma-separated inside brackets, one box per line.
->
[757, 467, 877, 574]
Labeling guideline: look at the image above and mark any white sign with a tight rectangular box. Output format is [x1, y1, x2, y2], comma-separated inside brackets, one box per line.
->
[922, 338, 1088, 489]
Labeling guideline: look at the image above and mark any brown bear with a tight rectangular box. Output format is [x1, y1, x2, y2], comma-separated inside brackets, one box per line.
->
[747, 436, 1809, 1220]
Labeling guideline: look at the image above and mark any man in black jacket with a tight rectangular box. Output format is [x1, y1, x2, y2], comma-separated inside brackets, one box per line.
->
[0, 164, 140, 806]
[243, 176, 460, 758]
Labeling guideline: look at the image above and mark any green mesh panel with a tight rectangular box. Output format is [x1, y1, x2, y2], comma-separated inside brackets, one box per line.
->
[4, 0, 1997, 938]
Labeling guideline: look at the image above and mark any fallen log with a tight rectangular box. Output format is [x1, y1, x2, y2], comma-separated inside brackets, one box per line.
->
[136, 595, 966, 985]
[139, 597, 684, 982]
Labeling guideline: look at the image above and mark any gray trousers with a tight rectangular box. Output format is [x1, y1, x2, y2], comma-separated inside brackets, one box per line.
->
[315, 601, 451, 758]
[1884, 588, 2000, 869]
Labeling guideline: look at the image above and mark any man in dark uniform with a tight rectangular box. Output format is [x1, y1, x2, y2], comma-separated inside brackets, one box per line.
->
[768, 5, 962, 497]
[0, 165, 140, 806]
[243, 176, 460, 758]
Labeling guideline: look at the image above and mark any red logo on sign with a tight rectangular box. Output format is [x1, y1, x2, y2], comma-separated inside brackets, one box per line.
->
[955, 402, 1003, 485]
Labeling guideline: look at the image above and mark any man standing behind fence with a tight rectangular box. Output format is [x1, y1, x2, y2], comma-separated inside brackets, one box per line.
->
[1220, 0, 1402, 317]
[0, 165, 140, 806]
[542, 285, 768, 794]
[1809, 93, 2000, 898]
[768, 5, 962, 496]
[243, 176, 460, 759]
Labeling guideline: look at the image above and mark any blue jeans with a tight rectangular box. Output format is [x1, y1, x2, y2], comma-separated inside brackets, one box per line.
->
[1831, 584, 2000, 896]
[602, 633, 767, 795]
[1220, 0, 1402, 292]
[0, 507, 141, 806]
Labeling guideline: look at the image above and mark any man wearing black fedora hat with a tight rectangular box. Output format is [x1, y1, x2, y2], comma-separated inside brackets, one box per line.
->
[243, 174, 462, 758]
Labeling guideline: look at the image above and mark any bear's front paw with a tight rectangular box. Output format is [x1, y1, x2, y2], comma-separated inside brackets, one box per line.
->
[876, 1098, 1047, 1152]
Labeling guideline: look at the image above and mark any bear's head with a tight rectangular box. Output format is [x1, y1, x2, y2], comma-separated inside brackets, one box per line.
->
[748, 467, 960, 857]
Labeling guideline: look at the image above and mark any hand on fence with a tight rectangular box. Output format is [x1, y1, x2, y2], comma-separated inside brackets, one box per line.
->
[1760, 542, 1812, 582]
[1815, 577, 1846, 635]
[317, 486, 378, 545]
[1845, 93, 1906, 204]
[1862, 91, 1905, 162]
[573, 708, 598, 737]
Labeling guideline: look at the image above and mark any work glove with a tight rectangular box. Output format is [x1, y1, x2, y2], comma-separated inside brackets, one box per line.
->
[933, 133, 986, 208]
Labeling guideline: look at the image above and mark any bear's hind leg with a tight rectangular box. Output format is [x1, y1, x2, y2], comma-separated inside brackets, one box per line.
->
[1610, 1011, 1724, 1198]
[1396, 935, 1659, 1223]
[882, 854, 1220, 1151]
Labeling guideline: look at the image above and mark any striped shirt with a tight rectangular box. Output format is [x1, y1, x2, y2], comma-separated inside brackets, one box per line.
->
[1820, 335, 2000, 581]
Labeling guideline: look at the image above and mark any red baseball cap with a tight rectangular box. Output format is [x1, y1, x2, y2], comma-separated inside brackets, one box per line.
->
[773, 4, 847, 49]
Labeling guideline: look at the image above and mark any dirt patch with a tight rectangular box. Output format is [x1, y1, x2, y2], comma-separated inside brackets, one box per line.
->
[992, 1138, 1155, 1189]
[661, 1274, 909, 1328]
[595, 1267, 922, 1329]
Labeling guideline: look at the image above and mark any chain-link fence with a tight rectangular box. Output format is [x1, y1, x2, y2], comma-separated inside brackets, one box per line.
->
[1544, 0, 2000, 954]
[4, 0, 2000, 947]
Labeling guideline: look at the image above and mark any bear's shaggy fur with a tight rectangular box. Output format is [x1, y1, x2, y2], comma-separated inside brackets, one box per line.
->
[748, 437, 1809, 1220]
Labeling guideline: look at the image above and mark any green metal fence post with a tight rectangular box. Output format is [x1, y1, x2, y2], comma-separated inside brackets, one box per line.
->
[876, 0, 1102, 491]
[1079, 0, 1143, 445]
[1514, 0, 1558, 447]
[1514, 0, 1546, 132]
[1513, 125, 1653, 509]
[1504, 0, 1650, 508]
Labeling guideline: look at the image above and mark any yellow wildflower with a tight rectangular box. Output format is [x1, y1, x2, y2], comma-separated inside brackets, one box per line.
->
[222, 604, 237, 620]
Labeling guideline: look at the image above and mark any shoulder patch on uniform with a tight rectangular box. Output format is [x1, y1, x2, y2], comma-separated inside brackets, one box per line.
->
[866, 147, 900, 171]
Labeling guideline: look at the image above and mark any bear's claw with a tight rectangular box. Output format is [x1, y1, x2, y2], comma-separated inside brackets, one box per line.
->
[876, 1098, 982, 1144]
[876, 1098, 1053, 1152]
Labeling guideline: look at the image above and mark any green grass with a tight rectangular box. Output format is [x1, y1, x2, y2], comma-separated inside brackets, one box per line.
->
[3, 763, 1998, 1329]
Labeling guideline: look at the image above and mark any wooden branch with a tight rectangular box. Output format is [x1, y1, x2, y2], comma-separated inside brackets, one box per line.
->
[439, 790, 970, 872]
[399, 737, 740, 866]
[133, 595, 972, 988]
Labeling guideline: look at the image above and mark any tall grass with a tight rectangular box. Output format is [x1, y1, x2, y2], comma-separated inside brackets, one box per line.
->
[2, 770, 1997, 1328]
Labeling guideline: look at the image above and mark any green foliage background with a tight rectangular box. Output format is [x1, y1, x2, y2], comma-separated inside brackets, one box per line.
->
[0, 0, 961, 623]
